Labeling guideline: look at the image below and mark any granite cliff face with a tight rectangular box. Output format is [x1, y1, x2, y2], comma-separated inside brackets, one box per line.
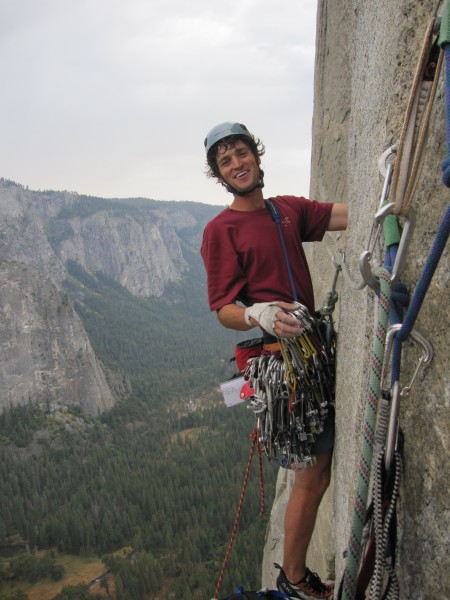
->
[0, 261, 114, 416]
[0, 179, 209, 415]
[262, 1, 449, 598]
[0, 182, 188, 297]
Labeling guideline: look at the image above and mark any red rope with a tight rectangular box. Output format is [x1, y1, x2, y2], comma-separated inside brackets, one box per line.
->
[213, 427, 265, 599]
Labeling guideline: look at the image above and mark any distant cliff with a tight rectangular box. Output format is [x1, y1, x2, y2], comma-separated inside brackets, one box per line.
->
[0, 260, 114, 415]
[0, 179, 220, 415]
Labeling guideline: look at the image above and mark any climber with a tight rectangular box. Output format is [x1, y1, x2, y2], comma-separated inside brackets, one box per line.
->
[200, 122, 348, 600]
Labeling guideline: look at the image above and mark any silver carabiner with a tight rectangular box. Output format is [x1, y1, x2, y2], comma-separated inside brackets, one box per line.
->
[377, 144, 398, 179]
[359, 204, 416, 292]
[382, 324, 433, 387]
[384, 380, 400, 472]
[399, 328, 433, 396]
[382, 324, 433, 471]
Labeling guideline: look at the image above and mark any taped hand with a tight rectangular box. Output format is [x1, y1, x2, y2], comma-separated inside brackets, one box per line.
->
[244, 302, 282, 336]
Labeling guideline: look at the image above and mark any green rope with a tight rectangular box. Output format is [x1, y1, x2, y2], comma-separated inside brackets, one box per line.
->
[438, 0, 450, 47]
[341, 268, 392, 599]
[383, 214, 401, 248]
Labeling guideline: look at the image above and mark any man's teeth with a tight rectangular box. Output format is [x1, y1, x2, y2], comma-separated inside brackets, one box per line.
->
[237, 171, 248, 178]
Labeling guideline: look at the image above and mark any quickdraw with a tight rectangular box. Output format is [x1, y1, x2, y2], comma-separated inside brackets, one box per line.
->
[242, 304, 336, 471]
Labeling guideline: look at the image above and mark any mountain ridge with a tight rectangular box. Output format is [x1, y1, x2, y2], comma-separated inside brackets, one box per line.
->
[0, 178, 227, 415]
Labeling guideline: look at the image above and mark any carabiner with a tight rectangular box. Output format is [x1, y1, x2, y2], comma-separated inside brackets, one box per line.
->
[377, 144, 398, 179]
[382, 323, 433, 387]
[384, 380, 400, 472]
[359, 204, 416, 291]
[383, 326, 433, 470]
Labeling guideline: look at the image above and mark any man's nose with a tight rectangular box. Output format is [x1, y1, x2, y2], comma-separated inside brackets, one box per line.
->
[231, 154, 243, 169]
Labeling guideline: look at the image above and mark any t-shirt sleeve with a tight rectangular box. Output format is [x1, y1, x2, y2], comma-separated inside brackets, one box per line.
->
[298, 198, 334, 241]
[200, 220, 247, 312]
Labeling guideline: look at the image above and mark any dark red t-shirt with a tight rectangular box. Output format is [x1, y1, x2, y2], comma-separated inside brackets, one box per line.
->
[201, 195, 333, 313]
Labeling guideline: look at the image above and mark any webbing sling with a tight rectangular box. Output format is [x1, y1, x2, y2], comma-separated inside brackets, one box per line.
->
[389, 16, 443, 215]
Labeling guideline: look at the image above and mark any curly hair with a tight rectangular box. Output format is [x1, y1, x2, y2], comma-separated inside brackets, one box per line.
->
[205, 134, 265, 181]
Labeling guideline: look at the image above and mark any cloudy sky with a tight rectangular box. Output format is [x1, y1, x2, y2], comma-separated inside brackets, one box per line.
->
[1, 0, 318, 205]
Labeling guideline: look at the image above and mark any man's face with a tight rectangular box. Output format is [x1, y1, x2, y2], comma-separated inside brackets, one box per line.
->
[215, 139, 261, 194]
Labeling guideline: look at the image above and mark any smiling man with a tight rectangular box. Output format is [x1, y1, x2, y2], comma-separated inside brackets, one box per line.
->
[201, 122, 347, 599]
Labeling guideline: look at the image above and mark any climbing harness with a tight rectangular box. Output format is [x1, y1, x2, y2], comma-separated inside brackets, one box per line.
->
[338, 6, 449, 598]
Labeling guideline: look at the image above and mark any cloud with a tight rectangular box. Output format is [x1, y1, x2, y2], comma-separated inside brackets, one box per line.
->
[0, 0, 317, 204]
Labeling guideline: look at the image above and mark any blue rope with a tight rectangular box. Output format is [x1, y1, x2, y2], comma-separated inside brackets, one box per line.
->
[442, 45, 450, 187]
[391, 205, 450, 383]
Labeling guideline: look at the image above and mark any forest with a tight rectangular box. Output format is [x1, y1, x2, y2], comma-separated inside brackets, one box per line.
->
[0, 399, 277, 599]
[0, 203, 279, 600]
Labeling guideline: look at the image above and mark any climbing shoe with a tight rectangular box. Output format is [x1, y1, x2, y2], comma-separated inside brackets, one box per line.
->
[275, 564, 334, 599]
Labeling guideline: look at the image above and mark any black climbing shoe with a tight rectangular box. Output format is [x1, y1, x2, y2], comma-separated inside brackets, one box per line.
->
[275, 564, 334, 599]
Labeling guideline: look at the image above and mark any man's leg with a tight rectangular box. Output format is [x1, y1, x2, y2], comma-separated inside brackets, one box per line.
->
[282, 450, 333, 584]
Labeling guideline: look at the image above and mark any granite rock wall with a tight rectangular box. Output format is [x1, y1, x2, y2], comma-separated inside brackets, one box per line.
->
[263, 2, 449, 598]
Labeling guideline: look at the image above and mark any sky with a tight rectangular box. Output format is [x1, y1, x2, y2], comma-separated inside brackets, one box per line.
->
[1, 0, 318, 206]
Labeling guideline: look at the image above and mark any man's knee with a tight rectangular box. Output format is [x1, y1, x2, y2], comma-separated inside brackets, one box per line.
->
[316, 467, 331, 497]
[293, 452, 332, 497]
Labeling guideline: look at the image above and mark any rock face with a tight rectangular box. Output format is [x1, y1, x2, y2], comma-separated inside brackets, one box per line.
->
[0, 180, 203, 415]
[0, 261, 114, 415]
[0, 182, 188, 298]
[263, 1, 449, 598]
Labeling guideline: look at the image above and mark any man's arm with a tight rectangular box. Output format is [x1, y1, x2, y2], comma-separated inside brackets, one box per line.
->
[327, 203, 348, 231]
[217, 303, 250, 331]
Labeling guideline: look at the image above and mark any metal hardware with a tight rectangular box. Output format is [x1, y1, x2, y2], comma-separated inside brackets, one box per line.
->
[334, 250, 367, 290]
[384, 381, 400, 472]
[382, 324, 433, 470]
[359, 205, 416, 292]
[383, 323, 433, 386]
[377, 144, 398, 179]
[241, 309, 335, 470]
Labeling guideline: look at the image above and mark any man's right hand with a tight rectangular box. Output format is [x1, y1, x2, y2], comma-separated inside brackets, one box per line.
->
[217, 301, 304, 338]
[244, 301, 304, 338]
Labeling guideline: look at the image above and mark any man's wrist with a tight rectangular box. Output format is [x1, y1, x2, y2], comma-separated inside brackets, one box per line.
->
[244, 307, 254, 326]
